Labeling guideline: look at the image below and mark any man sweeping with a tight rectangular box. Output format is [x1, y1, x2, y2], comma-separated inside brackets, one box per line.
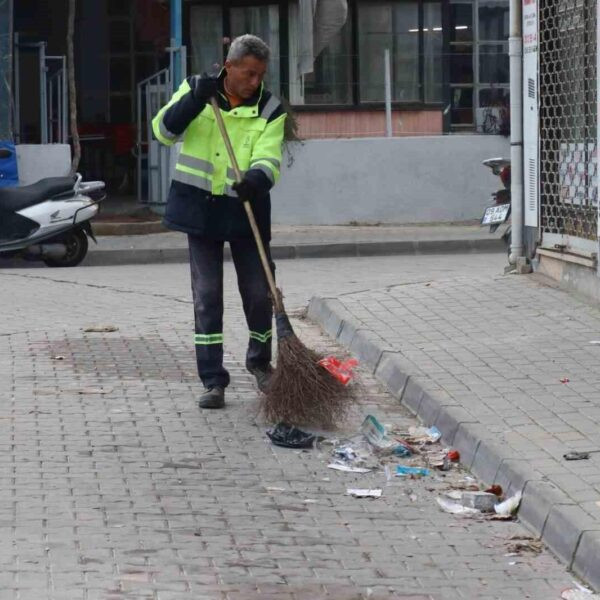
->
[152, 34, 286, 409]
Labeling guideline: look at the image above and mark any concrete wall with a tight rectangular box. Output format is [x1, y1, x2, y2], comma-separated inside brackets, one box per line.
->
[535, 251, 600, 304]
[296, 109, 443, 139]
[271, 135, 510, 225]
[16, 144, 71, 185]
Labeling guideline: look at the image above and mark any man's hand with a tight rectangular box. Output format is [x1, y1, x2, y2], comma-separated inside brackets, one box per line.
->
[232, 177, 260, 202]
[192, 76, 218, 104]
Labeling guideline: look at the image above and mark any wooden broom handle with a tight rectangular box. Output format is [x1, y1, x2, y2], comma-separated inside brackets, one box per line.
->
[209, 97, 282, 313]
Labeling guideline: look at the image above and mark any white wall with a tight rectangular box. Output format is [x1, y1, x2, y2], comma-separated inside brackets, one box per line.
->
[16, 144, 71, 185]
[271, 135, 510, 224]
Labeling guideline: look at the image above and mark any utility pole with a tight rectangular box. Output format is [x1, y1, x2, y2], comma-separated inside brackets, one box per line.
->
[508, 0, 524, 265]
[170, 0, 183, 90]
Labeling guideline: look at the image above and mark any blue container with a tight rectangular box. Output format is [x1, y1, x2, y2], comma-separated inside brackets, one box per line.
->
[0, 142, 18, 188]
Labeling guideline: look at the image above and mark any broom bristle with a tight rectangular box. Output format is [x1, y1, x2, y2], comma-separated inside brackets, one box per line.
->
[260, 334, 354, 428]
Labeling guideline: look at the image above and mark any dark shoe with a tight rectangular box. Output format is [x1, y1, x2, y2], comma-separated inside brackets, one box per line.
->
[198, 385, 225, 409]
[248, 365, 274, 393]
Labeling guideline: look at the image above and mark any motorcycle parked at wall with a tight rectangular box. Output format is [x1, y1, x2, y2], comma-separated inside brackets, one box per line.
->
[0, 148, 105, 267]
[480, 157, 511, 247]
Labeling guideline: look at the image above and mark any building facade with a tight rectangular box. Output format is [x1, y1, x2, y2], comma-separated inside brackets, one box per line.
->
[6, 0, 509, 198]
[185, 0, 510, 137]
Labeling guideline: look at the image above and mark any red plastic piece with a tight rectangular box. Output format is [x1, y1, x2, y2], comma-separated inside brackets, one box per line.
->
[447, 449, 460, 462]
[560, 377, 570, 384]
[499, 165, 511, 188]
[485, 484, 503, 497]
[318, 356, 359, 385]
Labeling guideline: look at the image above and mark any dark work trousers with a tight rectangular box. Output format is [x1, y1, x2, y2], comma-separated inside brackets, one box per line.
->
[188, 235, 275, 389]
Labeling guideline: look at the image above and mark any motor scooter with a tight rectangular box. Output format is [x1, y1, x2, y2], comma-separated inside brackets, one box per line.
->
[0, 147, 104, 267]
[481, 157, 511, 246]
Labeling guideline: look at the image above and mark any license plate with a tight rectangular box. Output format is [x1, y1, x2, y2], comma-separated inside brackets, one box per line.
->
[481, 203, 510, 225]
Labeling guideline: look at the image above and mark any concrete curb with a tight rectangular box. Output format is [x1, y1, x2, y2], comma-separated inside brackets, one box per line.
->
[84, 238, 505, 267]
[93, 221, 166, 236]
[307, 295, 600, 591]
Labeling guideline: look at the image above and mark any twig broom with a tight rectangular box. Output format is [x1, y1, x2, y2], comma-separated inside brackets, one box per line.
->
[210, 97, 352, 427]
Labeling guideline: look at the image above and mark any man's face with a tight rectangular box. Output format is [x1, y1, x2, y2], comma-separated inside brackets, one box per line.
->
[224, 55, 268, 99]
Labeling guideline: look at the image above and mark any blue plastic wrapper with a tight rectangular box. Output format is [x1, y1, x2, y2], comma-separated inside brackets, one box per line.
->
[392, 444, 412, 458]
[396, 465, 430, 477]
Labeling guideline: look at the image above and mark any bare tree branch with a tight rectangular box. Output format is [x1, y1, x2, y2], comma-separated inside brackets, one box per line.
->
[67, 0, 80, 173]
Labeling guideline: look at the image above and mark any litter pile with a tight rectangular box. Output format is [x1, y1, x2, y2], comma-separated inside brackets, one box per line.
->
[325, 416, 456, 478]
[265, 413, 523, 519]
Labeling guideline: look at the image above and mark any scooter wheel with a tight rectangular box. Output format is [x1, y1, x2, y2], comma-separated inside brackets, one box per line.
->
[43, 229, 89, 268]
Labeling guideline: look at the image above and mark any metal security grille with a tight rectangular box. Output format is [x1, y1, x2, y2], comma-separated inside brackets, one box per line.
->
[539, 0, 598, 242]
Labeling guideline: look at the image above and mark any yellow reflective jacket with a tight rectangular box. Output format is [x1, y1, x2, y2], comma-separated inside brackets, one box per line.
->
[152, 72, 286, 240]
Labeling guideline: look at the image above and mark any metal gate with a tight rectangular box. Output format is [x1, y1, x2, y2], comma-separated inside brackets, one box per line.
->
[538, 0, 598, 255]
[13, 34, 68, 145]
[136, 46, 186, 208]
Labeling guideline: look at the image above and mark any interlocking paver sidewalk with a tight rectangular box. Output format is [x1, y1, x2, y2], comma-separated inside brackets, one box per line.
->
[309, 266, 600, 589]
[0, 256, 580, 598]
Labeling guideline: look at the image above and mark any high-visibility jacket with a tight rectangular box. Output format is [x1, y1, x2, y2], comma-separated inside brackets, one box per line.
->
[152, 72, 286, 241]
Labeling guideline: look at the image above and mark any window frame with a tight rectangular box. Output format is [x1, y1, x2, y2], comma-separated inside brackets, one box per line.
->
[299, 0, 448, 110]
[449, 0, 510, 130]
[184, 0, 447, 112]
[183, 0, 507, 125]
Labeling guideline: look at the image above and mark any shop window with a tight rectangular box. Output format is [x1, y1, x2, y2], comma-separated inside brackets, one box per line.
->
[357, 1, 443, 104]
[358, 1, 419, 102]
[450, 46, 474, 84]
[183, 0, 508, 129]
[301, 21, 353, 104]
[450, 2, 474, 41]
[449, 0, 509, 131]
[451, 87, 473, 125]
[288, 1, 353, 105]
[478, 86, 509, 134]
[479, 43, 509, 83]
[478, 0, 509, 41]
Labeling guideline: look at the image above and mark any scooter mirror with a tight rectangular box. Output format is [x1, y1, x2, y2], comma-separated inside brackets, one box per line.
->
[0, 148, 12, 159]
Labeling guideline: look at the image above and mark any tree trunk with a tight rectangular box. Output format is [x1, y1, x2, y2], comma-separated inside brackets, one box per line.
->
[67, 0, 81, 174]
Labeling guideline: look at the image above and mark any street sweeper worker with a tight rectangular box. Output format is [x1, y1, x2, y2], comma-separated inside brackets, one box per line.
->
[152, 34, 286, 410]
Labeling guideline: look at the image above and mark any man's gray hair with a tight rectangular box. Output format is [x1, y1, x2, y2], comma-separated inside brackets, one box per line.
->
[227, 34, 270, 63]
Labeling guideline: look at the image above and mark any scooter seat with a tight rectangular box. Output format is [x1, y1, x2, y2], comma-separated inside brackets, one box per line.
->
[0, 176, 77, 212]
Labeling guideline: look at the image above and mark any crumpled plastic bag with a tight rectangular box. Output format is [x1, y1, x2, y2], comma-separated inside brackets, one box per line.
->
[266, 423, 315, 449]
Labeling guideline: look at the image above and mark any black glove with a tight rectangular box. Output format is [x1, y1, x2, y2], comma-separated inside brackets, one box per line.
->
[192, 75, 218, 104]
[232, 177, 260, 202]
